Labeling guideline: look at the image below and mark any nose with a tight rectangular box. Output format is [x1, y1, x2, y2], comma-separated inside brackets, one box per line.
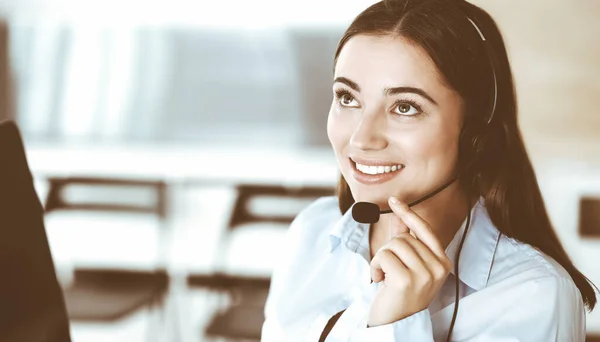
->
[349, 112, 388, 151]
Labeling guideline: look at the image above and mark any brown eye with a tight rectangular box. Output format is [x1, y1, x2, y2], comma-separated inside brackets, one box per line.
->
[393, 101, 419, 116]
[398, 103, 412, 113]
[335, 89, 359, 108]
[341, 94, 354, 106]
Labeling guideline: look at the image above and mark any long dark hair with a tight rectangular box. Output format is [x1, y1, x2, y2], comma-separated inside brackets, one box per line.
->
[333, 0, 597, 311]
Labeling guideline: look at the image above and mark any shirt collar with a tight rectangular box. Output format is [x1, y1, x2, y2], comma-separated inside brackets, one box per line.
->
[328, 202, 370, 255]
[445, 197, 501, 291]
[328, 197, 501, 291]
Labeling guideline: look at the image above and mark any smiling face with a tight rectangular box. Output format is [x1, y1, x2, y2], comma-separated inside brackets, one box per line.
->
[327, 35, 465, 208]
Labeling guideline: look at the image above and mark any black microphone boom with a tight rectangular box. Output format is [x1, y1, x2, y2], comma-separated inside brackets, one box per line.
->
[351, 175, 459, 224]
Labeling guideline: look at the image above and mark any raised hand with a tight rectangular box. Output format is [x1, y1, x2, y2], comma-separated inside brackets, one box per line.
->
[367, 196, 453, 327]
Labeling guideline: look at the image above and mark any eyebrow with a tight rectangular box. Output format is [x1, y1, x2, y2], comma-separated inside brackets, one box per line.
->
[333, 76, 438, 106]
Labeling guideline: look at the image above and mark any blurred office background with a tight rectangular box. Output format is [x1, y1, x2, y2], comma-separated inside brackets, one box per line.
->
[0, 0, 599, 341]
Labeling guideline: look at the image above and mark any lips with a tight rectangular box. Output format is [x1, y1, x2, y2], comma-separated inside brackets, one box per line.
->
[349, 157, 404, 185]
[350, 156, 403, 167]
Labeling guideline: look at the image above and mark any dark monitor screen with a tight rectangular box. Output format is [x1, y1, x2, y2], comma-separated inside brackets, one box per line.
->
[579, 196, 600, 238]
[0, 120, 71, 341]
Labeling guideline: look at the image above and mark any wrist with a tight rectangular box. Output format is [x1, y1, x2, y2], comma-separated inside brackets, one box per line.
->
[368, 305, 430, 327]
[367, 312, 409, 327]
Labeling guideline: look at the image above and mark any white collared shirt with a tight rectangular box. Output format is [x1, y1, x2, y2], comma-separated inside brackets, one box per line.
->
[261, 196, 586, 341]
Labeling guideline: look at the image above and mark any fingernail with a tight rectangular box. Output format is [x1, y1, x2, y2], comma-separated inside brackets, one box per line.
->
[389, 196, 399, 205]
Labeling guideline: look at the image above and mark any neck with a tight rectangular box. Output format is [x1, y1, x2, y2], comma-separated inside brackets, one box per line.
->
[369, 182, 472, 258]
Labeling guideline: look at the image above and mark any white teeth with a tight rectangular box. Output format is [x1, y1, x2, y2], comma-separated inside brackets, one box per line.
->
[355, 162, 403, 175]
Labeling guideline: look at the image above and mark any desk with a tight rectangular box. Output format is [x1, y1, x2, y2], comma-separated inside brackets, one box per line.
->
[26, 143, 339, 187]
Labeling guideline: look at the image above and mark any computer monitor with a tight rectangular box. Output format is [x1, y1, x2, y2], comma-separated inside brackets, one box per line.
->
[0, 120, 71, 341]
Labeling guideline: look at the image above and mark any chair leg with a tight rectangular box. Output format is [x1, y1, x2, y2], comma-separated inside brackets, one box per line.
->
[144, 291, 170, 342]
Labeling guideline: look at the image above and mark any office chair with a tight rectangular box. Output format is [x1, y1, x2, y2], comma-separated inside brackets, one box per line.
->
[191, 184, 334, 341]
[44, 177, 170, 322]
[0, 120, 72, 342]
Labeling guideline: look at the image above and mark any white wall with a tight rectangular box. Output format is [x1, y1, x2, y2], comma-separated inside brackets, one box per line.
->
[481, 1, 600, 159]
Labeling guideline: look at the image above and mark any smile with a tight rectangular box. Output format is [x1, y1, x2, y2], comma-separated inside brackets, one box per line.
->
[350, 158, 405, 185]
[354, 162, 403, 175]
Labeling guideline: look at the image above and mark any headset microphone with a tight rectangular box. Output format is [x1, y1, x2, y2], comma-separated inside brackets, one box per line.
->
[351, 174, 460, 224]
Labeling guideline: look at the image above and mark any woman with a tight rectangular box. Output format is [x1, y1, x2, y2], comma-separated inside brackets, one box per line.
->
[261, 0, 597, 341]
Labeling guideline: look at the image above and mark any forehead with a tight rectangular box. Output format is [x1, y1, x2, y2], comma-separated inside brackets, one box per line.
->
[334, 35, 445, 91]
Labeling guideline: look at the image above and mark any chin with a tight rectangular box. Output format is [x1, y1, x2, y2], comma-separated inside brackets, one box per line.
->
[348, 181, 420, 208]
[348, 185, 391, 206]
[342, 166, 409, 205]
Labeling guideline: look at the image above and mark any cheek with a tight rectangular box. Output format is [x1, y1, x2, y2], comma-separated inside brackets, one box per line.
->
[327, 108, 352, 152]
[394, 125, 459, 163]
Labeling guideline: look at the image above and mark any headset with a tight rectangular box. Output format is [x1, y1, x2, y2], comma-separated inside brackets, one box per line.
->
[350, 10, 498, 342]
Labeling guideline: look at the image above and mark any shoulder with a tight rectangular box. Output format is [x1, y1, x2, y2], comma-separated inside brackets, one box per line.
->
[475, 197, 582, 304]
[265, 196, 342, 312]
[274, 196, 341, 267]
[474, 198, 573, 287]
[488, 233, 583, 309]
[491, 234, 572, 282]
[288, 195, 342, 239]
[297, 195, 341, 221]
[486, 234, 585, 337]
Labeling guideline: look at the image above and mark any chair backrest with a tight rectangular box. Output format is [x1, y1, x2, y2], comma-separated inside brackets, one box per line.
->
[0, 120, 71, 341]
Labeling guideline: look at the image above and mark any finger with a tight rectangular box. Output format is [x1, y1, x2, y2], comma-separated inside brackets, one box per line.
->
[386, 236, 453, 288]
[388, 211, 410, 240]
[370, 249, 408, 283]
[384, 236, 427, 272]
[388, 196, 445, 258]
[402, 235, 452, 274]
